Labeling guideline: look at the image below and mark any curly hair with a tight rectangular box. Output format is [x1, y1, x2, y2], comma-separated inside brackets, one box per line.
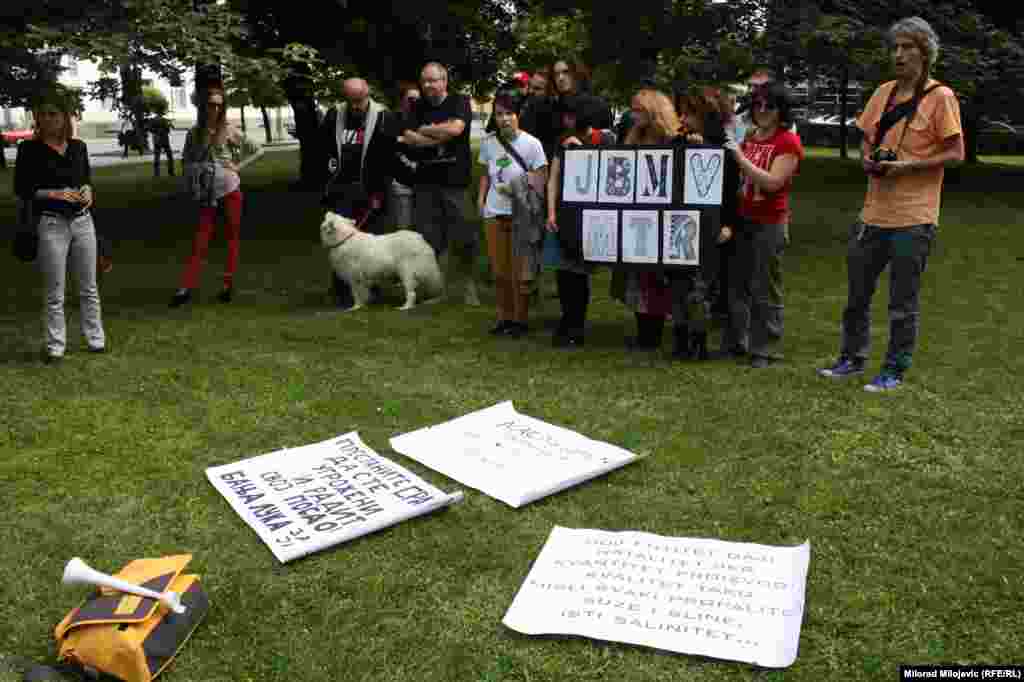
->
[624, 88, 680, 145]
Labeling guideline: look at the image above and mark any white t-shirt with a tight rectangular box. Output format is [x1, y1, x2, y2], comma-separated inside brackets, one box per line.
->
[477, 130, 547, 218]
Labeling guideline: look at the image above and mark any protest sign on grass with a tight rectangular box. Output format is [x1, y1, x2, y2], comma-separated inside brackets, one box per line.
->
[389, 401, 640, 508]
[503, 527, 810, 667]
[206, 433, 462, 563]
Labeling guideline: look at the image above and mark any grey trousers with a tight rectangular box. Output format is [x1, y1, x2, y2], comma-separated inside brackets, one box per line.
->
[38, 212, 105, 356]
[413, 184, 478, 259]
[389, 181, 414, 230]
[840, 222, 935, 372]
[725, 221, 787, 358]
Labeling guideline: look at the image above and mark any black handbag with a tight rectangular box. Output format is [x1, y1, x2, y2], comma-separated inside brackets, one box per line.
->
[12, 199, 38, 263]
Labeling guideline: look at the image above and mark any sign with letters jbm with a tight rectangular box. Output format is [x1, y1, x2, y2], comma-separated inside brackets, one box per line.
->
[560, 145, 723, 267]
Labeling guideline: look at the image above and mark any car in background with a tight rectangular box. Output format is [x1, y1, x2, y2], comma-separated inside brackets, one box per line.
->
[980, 118, 1019, 134]
[1, 128, 34, 144]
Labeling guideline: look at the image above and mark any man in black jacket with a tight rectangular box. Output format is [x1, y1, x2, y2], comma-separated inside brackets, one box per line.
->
[319, 78, 398, 307]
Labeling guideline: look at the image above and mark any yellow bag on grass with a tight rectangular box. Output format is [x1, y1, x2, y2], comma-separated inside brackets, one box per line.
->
[54, 555, 208, 682]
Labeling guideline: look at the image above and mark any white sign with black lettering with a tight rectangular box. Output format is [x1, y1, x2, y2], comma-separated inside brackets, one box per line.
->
[503, 527, 811, 668]
[389, 402, 639, 508]
[206, 433, 462, 563]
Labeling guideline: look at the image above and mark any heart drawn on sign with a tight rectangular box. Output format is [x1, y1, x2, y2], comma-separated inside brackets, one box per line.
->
[689, 152, 722, 199]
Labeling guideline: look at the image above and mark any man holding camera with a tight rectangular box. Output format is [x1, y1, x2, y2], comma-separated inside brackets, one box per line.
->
[819, 17, 963, 392]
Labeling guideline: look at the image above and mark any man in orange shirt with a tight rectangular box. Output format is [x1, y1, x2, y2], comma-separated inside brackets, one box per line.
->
[819, 16, 963, 392]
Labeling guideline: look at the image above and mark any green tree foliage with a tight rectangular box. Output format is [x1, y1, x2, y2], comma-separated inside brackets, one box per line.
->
[230, 0, 523, 184]
[761, 0, 1024, 162]
[141, 84, 169, 117]
[0, 3, 66, 111]
[531, 0, 763, 105]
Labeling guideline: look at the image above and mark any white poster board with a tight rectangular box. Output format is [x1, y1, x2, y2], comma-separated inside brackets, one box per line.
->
[389, 402, 640, 508]
[662, 210, 700, 266]
[581, 209, 619, 263]
[683, 148, 725, 205]
[562, 148, 600, 202]
[621, 210, 660, 264]
[636, 149, 674, 205]
[597, 149, 637, 204]
[206, 433, 462, 563]
[503, 527, 810, 668]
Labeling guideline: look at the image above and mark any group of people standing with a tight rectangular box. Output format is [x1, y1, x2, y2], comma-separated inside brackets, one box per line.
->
[511, 59, 803, 369]
[12, 16, 962, 391]
[477, 15, 962, 393]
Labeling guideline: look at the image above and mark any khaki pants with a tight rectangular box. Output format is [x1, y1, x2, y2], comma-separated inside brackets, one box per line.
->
[485, 217, 530, 323]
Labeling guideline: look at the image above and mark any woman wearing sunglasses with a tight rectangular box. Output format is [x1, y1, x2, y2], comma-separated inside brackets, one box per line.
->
[171, 82, 260, 307]
[722, 82, 804, 367]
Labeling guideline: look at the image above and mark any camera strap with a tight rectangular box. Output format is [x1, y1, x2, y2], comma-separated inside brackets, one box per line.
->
[874, 82, 942, 153]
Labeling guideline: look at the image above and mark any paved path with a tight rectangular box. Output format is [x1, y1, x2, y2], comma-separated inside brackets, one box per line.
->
[2, 120, 485, 168]
[2, 130, 298, 168]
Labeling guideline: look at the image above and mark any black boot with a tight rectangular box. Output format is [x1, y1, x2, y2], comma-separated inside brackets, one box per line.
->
[556, 271, 587, 347]
[689, 329, 709, 361]
[672, 325, 691, 360]
[553, 270, 572, 346]
[169, 288, 192, 308]
[628, 313, 663, 351]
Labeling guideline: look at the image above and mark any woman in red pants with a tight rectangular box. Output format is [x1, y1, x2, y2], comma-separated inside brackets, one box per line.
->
[170, 82, 259, 306]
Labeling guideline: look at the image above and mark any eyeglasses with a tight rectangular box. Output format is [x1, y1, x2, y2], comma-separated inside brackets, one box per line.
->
[751, 100, 778, 112]
[207, 101, 224, 108]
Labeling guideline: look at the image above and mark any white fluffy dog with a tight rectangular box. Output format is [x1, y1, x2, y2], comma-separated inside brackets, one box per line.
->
[320, 211, 444, 311]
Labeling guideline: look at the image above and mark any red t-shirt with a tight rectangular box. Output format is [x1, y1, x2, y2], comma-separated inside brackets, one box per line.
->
[738, 128, 804, 224]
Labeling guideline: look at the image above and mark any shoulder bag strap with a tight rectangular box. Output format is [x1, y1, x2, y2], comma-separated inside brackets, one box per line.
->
[875, 83, 943, 152]
[496, 134, 532, 174]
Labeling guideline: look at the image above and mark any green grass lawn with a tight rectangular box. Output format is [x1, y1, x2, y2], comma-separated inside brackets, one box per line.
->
[1, 151, 1022, 682]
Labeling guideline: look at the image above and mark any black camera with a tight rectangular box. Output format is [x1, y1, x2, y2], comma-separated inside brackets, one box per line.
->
[868, 147, 898, 176]
[871, 147, 898, 163]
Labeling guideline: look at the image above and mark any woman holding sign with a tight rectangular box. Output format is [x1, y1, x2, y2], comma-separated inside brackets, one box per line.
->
[611, 88, 680, 354]
[676, 87, 742, 359]
[545, 95, 616, 347]
[722, 82, 804, 367]
[477, 91, 548, 337]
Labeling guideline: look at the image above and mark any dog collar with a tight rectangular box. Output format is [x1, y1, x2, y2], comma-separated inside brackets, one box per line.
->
[328, 230, 357, 250]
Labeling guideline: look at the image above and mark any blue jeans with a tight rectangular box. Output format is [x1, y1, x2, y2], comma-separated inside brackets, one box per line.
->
[840, 222, 935, 372]
[38, 211, 105, 356]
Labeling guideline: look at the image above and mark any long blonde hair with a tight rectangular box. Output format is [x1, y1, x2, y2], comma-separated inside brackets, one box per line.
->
[624, 88, 680, 145]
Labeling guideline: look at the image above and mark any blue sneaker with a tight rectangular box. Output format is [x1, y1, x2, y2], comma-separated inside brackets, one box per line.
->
[818, 355, 864, 378]
[864, 371, 903, 392]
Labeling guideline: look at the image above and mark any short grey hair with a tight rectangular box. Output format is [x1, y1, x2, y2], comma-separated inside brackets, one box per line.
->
[421, 61, 449, 81]
[889, 16, 940, 71]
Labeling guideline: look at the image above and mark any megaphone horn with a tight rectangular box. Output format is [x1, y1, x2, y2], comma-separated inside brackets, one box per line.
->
[62, 557, 186, 614]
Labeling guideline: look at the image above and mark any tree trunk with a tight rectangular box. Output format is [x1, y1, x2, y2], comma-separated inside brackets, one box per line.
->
[282, 71, 321, 189]
[120, 62, 148, 153]
[838, 66, 849, 160]
[240, 104, 247, 135]
[260, 105, 273, 144]
[962, 102, 980, 164]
